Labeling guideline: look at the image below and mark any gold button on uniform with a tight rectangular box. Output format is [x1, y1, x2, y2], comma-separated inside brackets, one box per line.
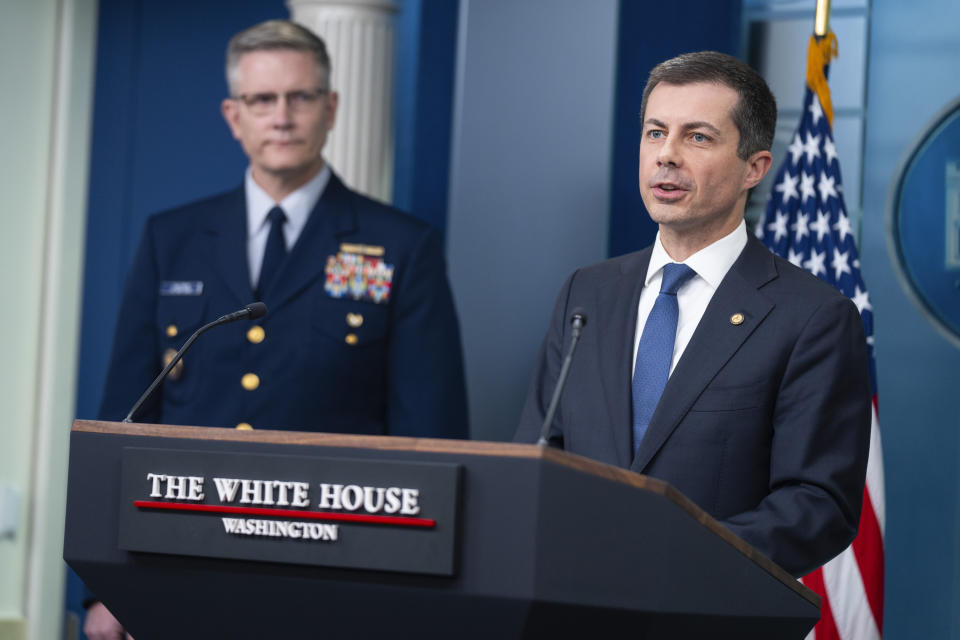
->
[162, 348, 184, 381]
[345, 333, 358, 345]
[247, 325, 265, 344]
[165, 324, 178, 337]
[730, 313, 745, 326]
[236, 422, 253, 431]
[346, 313, 363, 328]
[241, 373, 260, 390]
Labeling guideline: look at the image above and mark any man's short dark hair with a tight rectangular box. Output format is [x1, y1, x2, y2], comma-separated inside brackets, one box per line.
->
[226, 20, 331, 94]
[640, 51, 777, 160]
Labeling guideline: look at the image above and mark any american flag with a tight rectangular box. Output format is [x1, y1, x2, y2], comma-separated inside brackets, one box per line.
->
[756, 33, 885, 640]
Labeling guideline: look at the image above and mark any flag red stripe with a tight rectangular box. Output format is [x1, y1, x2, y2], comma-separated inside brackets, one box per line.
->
[851, 487, 885, 629]
[804, 567, 842, 640]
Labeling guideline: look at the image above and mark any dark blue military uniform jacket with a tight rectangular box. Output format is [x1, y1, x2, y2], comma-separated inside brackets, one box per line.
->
[99, 172, 468, 437]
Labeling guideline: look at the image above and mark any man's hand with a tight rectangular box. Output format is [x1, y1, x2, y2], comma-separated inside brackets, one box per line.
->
[83, 602, 134, 640]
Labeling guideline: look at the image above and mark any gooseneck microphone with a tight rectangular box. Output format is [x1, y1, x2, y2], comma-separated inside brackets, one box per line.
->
[538, 307, 588, 446]
[123, 302, 268, 423]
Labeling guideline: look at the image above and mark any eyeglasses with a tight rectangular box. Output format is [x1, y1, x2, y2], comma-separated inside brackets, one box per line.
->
[232, 88, 329, 115]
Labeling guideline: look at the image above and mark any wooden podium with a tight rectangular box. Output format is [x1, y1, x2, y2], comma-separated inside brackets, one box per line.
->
[64, 420, 820, 638]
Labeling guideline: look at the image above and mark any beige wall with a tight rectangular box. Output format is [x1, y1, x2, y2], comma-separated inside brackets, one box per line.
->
[0, 1, 97, 639]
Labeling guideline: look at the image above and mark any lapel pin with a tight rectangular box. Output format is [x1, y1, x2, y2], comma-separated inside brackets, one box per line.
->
[730, 313, 745, 326]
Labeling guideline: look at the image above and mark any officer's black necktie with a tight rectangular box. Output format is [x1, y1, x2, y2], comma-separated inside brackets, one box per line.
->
[257, 206, 287, 299]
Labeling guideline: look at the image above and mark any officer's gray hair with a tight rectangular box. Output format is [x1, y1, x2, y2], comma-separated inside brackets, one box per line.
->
[226, 19, 331, 94]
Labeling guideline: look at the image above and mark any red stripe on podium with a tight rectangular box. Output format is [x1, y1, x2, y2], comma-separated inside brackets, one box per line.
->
[133, 500, 436, 528]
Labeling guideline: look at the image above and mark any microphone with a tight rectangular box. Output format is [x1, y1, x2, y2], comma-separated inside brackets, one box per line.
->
[123, 302, 268, 423]
[537, 308, 588, 446]
[221, 301, 267, 323]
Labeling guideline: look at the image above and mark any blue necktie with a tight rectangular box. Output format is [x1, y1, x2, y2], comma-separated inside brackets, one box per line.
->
[632, 263, 696, 454]
[257, 206, 287, 299]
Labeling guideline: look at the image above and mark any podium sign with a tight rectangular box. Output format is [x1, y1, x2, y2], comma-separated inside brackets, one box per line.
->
[118, 447, 460, 575]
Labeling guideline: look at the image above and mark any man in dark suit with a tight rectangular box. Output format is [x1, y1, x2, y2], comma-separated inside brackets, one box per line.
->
[87, 19, 468, 639]
[515, 51, 870, 578]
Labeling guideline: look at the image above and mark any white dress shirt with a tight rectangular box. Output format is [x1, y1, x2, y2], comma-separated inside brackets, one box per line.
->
[245, 164, 331, 289]
[632, 220, 748, 376]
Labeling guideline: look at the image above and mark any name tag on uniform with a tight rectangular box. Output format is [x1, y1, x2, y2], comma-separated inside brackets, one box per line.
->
[160, 281, 204, 296]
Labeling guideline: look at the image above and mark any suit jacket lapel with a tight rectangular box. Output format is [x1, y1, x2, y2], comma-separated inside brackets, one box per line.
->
[631, 236, 778, 474]
[206, 186, 254, 306]
[596, 248, 650, 468]
[263, 172, 356, 313]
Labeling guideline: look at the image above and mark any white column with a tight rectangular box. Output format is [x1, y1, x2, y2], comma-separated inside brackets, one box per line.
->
[287, 0, 397, 203]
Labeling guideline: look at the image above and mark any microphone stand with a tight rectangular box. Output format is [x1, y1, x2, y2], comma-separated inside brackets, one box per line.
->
[537, 309, 587, 446]
[123, 302, 266, 423]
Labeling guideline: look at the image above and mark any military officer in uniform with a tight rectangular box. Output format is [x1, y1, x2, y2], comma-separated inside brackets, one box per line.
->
[86, 19, 468, 639]
[98, 19, 468, 435]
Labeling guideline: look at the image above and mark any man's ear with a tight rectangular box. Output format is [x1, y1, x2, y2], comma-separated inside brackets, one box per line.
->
[326, 90, 339, 130]
[744, 150, 774, 190]
[221, 98, 242, 140]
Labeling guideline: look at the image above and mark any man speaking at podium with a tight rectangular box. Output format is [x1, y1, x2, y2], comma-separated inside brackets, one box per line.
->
[87, 19, 468, 638]
[516, 52, 871, 578]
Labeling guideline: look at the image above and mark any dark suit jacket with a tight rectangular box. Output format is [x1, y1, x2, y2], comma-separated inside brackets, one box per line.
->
[100, 172, 468, 438]
[515, 235, 871, 576]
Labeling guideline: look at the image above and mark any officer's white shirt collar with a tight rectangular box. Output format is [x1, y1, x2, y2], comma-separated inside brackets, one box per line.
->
[244, 164, 331, 288]
[245, 164, 331, 248]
